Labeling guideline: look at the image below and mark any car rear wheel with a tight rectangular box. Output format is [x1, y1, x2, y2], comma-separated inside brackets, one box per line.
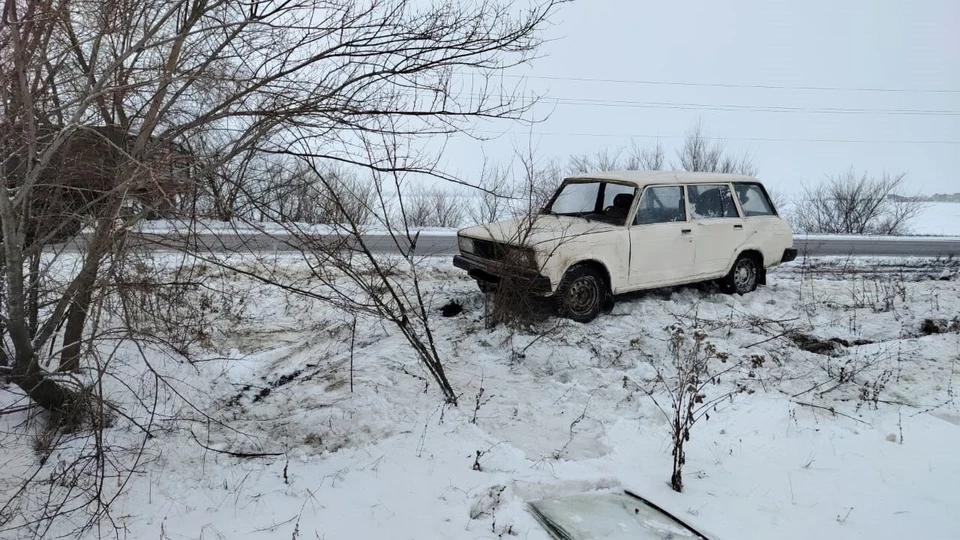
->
[721, 254, 759, 295]
[557, 265, 605, 323]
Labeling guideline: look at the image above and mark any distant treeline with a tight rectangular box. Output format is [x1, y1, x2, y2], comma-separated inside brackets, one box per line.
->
[889, 193, 960, 203]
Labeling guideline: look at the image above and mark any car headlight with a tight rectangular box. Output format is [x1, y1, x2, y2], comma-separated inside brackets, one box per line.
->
[458, 236, 474, 254]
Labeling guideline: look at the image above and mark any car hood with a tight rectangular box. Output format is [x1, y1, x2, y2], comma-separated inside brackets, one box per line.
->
[458, 215, 619, 247]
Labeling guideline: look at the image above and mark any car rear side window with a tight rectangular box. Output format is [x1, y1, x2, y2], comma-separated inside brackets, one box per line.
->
[634, 186, 686, 225]
[734, 183, 777, 217]
[688, 184, 739, 219]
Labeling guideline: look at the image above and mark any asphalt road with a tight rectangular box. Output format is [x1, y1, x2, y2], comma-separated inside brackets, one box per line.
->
[58, 231, 960, 258]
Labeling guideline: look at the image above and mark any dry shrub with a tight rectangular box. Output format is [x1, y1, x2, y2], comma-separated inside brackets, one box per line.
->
[486, 276, 550, 328]
[106, 250, 243, 357]
[640, 324, 753, 493]
[792, 169, 924, 235]
[404, 184, 467, 228]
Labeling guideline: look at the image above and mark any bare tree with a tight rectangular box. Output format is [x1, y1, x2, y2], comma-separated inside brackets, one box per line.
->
[675, 119, 757, 176]
[430, 188, 468, 229]
[568, 147, 624, 175]
[404, 184, 467, 228]
[478, 143, 592, 326]
[566, 142, 666, 175]
[792, 169, 923, 235]
[1, 0, 563, 406]
[0, 0, 566, 534]
[403, 185, 437, 228]
[512, 154, 561, 218]
[765, 187, 788, 215]
[560, 120, 754, 178]
[269, 163, 375, 226]
[624, 140, 666, 171]
[467, 162, 514, 225]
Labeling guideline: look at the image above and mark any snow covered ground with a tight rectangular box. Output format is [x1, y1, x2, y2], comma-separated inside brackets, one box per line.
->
[2, 255, 960, 539]
[913, 202, 960, 236]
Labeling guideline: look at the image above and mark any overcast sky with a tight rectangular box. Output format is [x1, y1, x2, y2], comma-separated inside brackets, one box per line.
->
[442, 0, 959, 196]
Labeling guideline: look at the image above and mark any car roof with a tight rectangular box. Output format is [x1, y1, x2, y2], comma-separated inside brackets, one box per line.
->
[564, 170, 762, 187]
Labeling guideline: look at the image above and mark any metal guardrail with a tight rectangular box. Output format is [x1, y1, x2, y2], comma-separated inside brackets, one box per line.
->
[793, 235, 960, 257]
[61, 231, 960, 258]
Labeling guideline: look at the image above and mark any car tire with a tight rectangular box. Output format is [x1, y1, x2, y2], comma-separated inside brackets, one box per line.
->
[477, 280, 496, 294]
[557, 265, 606, 323]
[721, 254, 760, 295]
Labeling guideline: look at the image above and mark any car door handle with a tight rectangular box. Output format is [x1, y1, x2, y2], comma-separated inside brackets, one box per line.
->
[733, 224, 743, 230]
[681, 228, 692, 234]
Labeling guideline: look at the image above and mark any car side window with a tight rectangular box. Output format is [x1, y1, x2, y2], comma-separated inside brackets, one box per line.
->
[688, 184, 740, 219]
[634, 186, 687, 225]
[734, 183, 777, 217]
[602, 183, 636, 209]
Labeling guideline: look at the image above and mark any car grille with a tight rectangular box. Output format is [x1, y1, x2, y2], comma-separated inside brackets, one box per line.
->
[473, 239, 508, 260]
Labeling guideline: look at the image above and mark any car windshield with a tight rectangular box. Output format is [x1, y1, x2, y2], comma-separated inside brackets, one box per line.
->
[544, 180, 636, 225]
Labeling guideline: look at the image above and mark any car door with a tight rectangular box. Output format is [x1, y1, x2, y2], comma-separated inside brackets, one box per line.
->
[628, 185, 696, 289]
[687, 183, 747, 277]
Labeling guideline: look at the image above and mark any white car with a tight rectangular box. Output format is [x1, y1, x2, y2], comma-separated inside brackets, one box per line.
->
[454, 171, 797, 322]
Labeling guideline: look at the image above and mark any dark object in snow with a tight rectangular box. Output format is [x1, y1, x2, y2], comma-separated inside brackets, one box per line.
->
[252, 387, 271, 403]
[789, 333, 873, 356]
[825, 337, 874, 347]
[251, 369, 304, 403]
[920, 317, 960, 335]
[273, 370, 303, 387]
[790, 333, 843, 356]
[440, 301, 463, 317]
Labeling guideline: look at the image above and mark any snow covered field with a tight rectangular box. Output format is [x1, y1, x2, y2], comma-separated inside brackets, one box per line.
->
[913, 202, 960, 236]
[2, 255, 960, 539]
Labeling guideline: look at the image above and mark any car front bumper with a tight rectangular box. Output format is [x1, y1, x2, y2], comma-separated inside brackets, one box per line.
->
[453, 254, 553, 294]
[781, 247, 799, 263]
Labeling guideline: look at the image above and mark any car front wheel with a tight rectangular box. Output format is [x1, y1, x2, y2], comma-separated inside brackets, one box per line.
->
[721, 254, 760, 295]
[477, 280, 496, 294]
[557, 265, 605, 323]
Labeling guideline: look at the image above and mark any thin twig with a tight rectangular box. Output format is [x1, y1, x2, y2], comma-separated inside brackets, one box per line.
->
[792, 400, 870, 425]
[189, 431, 284, 459]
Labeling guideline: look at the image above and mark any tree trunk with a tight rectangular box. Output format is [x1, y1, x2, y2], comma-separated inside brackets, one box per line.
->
[0, 259, 6, 368]
[671, 412, 685, 493]
[28, 251, 39, 336]
[58, 220, 110, 373]
[59, 280, 95, 373]
[671, 442, 684, 493]
[12, 349, 81, 423]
